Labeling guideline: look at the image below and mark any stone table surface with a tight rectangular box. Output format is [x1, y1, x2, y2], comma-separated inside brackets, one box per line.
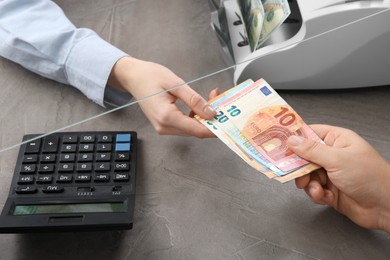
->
[0, 0, 389, 259]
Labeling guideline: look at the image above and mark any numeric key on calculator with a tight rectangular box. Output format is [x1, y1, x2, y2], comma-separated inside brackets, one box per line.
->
[15, 132, 136, 194]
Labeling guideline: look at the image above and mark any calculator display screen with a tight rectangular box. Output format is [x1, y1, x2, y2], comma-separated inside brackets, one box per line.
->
[12, 202, 125, 215]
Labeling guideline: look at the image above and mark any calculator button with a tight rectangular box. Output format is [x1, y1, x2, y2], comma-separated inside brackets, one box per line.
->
[40, 154, 56, 163]
[75, 174, 91, 182]
[115, 143, 130, 152]
[80, 134, 95, 143]
[42, 185, 64, 193]
[115, 152, 130, 161]
[15, 186, 37, 194]
[78, 153, 93, 162]
[114, 173, 129, 182]
[96, 153, 111, 161]
[58, 163, 74, 172]
[62, 134, 78, 143]
[36, 175, 53, 184]
[12, 132, 136, 204]
[98, 134, 112, 143]
[97, 144, 112, 152]
[116, 134, 131, 143]
[94, 174, 110, 182]
[24, 139, 41, 154]
[17, 176, 34, 184]
[38, 164, 55, 173]
[23, 154, 38, 163]
[60, 153, 75, 162]
[79, 144, 94, 152]
[62, 144, 77, 153]
[20, 164, 36, 174]
[114, 162, 129, 171]
[95, 163, 110, 172]
[42, 135, 59, 153]
[77, 163, 92, 172]
[57, 174, 73, 183]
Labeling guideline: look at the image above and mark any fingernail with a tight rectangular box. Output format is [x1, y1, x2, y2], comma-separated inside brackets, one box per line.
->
[288, 135, 305, 146]
[204, 105, 216, 117]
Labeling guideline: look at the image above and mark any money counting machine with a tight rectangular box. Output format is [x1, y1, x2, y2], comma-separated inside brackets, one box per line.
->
[209, 0, 390, 89]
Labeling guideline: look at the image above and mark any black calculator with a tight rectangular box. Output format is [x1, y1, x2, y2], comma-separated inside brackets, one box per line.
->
[0, 131, 137, 233]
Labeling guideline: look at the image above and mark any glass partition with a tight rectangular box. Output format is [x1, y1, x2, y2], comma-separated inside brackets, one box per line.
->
[1, 0, 389, 153]
[1, 1, 390, 256]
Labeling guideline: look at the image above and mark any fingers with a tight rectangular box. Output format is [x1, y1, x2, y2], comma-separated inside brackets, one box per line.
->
[155, 109, 216, 138]
[165, 117, 216, 138]
[309, 124, 359, 147]
[304, 180, 326, 204]
[170, 85, 216, 120]
[189, 88, 220, 118]
[287, 135, 339, 169]
[308, 124, 339, 140]
[295, 175, 310, 189]
[297, 168, 327, 187]
[322, 189, 335, 205]
[296, 170, 335, 206]
[209, 88, 220, 100]
[303, 180, 335, 205]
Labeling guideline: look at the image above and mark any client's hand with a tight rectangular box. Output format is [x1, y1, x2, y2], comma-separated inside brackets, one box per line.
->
[287, 124, 390, 232]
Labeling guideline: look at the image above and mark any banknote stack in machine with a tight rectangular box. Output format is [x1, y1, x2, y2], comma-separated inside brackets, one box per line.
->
[237, 0, 291, 51]
[196, 79, 322, 183]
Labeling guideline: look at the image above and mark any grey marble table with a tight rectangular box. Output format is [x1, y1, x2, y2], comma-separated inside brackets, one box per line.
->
[0, 0, 389, 259]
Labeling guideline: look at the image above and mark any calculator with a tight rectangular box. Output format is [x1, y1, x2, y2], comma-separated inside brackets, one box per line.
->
[0, 131, 137, 233]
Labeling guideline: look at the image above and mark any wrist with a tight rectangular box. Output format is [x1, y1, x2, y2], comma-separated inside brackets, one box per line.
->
[107, 56, 140, 95]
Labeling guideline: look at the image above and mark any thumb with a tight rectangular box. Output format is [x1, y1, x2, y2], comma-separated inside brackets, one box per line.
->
[287, 135, 337, 168]
[171, 85, 216, 120]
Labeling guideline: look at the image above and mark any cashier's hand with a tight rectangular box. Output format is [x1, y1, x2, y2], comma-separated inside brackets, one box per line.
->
[108, 56, 217, 138]
[287, 124, 390, 232]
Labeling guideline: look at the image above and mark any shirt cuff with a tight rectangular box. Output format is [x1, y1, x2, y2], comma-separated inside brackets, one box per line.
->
[65, 32, 128, 107]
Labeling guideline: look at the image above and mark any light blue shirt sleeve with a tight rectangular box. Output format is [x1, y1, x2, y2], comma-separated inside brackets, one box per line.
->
[0, 0, 128, 107]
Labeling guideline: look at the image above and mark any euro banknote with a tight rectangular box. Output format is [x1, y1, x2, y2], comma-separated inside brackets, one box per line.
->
[196, 79, 321, 183]
[207, 80, 287, 176]
[196, 80, 281, 179]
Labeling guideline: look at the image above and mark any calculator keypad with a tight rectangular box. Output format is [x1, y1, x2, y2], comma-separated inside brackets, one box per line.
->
[14, 132, 136, 195]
